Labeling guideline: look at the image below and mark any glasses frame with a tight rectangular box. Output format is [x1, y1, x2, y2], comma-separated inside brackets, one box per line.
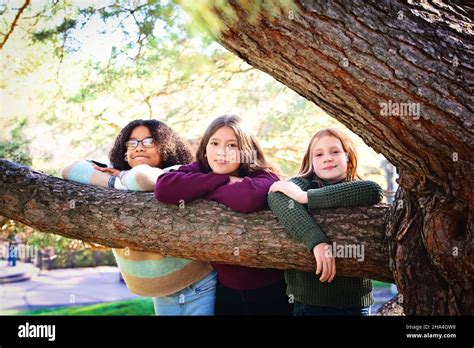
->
[125, 137, 156, 150]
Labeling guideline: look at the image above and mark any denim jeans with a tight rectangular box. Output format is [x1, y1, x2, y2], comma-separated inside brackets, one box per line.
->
[294, 301, 371, 316]
[152, 271, 217, 316]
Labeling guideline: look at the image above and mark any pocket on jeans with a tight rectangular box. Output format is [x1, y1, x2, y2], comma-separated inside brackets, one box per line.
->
[193, 272, 217, 294]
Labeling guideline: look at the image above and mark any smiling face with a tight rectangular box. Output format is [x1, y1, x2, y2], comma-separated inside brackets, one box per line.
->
[205, 126, 240, 176]
[126, 126, 162, 168]
[311, 135, 348, 183]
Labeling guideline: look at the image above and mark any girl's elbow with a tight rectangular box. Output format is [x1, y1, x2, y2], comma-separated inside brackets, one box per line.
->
[369, 182, 384, 204]
[60, 166, 69, 179]
[375, 188, 385, 204]
[267, 191, 286, 210]
[155, 193, 177, 205]
[133, 172, 154, 191]
[154, 185, 174, 204]
[267, 194, 275, 211]
[61, 160, 87, 179]
[238, 196, 265, 213]
[154, 184, 188, 205]
[267, 191, 278, 204]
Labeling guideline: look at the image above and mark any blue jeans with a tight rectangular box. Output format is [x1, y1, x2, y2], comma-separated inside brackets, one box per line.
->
[152, 271, 217, 316]
[294, 301, 371, 316]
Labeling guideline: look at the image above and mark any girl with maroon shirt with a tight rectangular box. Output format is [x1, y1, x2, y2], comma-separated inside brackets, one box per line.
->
[155, 114, 291, 315]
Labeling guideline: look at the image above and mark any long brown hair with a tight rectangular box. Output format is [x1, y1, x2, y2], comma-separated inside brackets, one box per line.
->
[298, 127, 359, 182]
[196, 115, 278, 177]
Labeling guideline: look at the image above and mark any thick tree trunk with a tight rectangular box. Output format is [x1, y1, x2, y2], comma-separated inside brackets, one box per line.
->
[193, 0, 473, 314]
[0, 159, 392, 283]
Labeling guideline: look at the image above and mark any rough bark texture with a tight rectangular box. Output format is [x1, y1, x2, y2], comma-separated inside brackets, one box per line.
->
[197, 0, 473, 315]
[0, 159, 392, 282]
[375, 294, 405, 316]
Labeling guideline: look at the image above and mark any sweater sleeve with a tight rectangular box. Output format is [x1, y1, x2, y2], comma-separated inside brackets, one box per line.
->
[61, 160, 112, 188]
[307, 180, 384, 209]
[120, 164, 164, 191]
[154, 161, 230, 204]
[267, 177, 329, 252]
[206, 171, 278, 213]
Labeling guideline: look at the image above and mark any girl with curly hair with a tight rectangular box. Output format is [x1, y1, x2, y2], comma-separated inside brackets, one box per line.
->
[61, 119, 217, 315]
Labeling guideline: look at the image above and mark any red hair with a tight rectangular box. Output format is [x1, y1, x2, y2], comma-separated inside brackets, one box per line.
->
[298, 128, 359, 182]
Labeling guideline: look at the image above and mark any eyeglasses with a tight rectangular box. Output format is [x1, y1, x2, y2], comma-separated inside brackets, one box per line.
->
[125, 137, 155, 150]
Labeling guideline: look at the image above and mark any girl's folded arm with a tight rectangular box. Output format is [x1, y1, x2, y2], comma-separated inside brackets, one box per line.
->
[306, 180, 384, 210]
[206, 171, 278, 213]
[61, 160, 111, 188]
[154, 162, 230, 204]
[267, 177, 329, 252]
[120, 164, 164, 191]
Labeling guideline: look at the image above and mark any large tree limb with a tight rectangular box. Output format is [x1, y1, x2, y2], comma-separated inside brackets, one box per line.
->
[0, 159, 392, 283]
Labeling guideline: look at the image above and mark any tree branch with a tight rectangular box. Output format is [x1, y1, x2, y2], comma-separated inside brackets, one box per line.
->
[0, 0, 31, 50]
[0, 159, 393, 283]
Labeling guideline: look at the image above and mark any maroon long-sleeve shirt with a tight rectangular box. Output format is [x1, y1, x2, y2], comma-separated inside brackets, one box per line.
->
[154, 161, 284, 290]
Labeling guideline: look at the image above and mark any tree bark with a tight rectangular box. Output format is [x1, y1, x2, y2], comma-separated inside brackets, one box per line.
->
[0, 159, 392, 283]
[193, 0, 473, 314]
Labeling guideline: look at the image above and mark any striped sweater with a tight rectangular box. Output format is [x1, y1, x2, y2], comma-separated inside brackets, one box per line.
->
[61, 160, 212, 297]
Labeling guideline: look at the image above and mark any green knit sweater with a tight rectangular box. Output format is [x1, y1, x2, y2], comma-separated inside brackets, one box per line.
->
[267, 176, 384, 308]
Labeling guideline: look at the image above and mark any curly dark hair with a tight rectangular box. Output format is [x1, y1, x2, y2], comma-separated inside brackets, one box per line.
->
[109, 119, 193, 170]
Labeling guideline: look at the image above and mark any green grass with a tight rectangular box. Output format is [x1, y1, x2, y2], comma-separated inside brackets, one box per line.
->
[7, 298, 155, 316]
[372, 280, 393, 288]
